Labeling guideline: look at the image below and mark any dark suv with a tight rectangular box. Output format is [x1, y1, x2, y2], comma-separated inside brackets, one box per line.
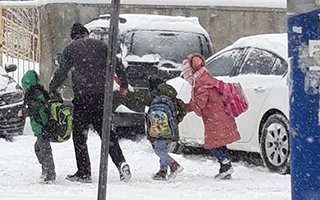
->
[0, 64, 25, 141]
[85, 14, 214, 133]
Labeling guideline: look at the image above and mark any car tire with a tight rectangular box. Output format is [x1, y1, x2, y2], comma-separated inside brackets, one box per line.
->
[260, 113, 290, 174]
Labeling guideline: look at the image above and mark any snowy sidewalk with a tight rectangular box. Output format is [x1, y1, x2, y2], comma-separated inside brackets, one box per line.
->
[0, 132, 290, 200]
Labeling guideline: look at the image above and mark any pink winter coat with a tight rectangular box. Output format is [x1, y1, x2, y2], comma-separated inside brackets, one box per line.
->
[185, 61, 240, 149]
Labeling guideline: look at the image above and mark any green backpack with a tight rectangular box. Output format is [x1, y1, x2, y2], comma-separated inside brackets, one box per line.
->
[46, 100, 73, 143]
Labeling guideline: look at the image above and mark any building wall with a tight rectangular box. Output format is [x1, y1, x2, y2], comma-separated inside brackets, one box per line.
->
[287, 0, 319, 14]
[39, 3, 286, 88]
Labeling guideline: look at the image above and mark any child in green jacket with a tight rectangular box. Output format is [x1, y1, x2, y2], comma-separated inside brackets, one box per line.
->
[21, 70, 56, 182]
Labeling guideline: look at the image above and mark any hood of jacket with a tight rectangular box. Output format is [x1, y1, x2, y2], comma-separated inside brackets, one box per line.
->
[157, 83, 177, 99]
[22, 70, 38, 90]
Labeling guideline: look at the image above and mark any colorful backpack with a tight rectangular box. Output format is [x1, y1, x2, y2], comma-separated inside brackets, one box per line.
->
[216, 80, 249, 117]
[45, 100, 73, 142]
[147, 95, 177, 139]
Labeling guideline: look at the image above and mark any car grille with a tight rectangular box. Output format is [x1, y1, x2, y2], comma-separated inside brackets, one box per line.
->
[0, 117, 25, 133]
[126, 62, 181, 89]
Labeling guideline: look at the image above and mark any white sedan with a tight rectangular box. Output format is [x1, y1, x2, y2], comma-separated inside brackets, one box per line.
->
[169, 33, 289, 174]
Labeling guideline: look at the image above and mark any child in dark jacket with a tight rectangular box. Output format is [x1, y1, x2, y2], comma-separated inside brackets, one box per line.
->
[145, 77, 186, 180]
[21, 70, 56, 182]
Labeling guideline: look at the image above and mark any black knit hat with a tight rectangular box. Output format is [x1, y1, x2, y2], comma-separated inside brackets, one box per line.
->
[70, 22, 89, 40]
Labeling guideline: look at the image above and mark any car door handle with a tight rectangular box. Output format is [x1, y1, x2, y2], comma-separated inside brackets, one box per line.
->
[254, 86, 266, 93]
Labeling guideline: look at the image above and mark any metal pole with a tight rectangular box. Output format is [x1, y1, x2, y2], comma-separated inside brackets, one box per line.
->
[97, 0, 120, 199]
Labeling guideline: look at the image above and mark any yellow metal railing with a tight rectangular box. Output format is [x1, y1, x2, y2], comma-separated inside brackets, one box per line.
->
[0, 5, 40, 84]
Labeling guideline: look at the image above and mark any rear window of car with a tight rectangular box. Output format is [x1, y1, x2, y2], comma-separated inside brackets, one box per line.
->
[126, 31, 202, 65]
[239, 48, 287, 76]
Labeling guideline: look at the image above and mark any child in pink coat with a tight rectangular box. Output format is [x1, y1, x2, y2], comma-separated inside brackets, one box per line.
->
[181, 53, 241, 179]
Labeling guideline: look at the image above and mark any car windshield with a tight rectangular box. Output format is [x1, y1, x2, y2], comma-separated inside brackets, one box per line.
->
[128, 31, 202, 65]
[206, 49, 244, 76]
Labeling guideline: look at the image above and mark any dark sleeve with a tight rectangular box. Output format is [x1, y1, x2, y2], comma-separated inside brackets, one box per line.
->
[115, 58, 128, 89]
[25, 89, 49, 123]
[49, 47, 72, 93]
[176, 98, 187, 123]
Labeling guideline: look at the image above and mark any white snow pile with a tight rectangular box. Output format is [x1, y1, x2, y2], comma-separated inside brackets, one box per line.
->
[0, 0, 286, 8]
[0, 130, 290, 200]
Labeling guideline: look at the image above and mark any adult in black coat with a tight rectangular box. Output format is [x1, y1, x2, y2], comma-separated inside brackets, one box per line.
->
[49, 22, 131, 183]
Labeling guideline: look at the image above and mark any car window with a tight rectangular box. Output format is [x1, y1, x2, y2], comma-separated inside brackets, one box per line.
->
[240, 49, 277, 75]
[271, 58, 288, 75]
[206, 49, 243, 76]
[127, 31, 202, 64]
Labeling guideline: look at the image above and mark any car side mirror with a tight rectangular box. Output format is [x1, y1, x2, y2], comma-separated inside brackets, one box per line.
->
[4, 63, 17, 73]
[55, 53, 62, 66]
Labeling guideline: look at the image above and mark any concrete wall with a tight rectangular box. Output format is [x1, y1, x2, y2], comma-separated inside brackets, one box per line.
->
[288, 0, 319, 14]
[39, 3, 286, 88]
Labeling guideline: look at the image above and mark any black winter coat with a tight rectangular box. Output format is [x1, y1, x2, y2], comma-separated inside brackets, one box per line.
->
[49, 36, 128, 97]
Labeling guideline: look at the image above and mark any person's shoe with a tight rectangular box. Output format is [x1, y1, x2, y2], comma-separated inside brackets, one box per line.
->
[66, 172, 92, 183]
[119, 162, 132, 183]
[214, 161, 234, 180]
[168, 161, 184, 179]
[43, 173, 56, 183]
[152, 170, 167, 180]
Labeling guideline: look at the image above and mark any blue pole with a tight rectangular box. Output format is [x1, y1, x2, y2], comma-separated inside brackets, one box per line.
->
[288, 9, 320, 200]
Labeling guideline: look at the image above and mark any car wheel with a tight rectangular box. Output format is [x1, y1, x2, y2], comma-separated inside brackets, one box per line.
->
[260, 113, 290, 174]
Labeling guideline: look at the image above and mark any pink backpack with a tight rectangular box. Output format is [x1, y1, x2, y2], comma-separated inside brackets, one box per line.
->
[215, 80, 249, 117]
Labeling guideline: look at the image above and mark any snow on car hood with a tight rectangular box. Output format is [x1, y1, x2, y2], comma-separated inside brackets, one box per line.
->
[0, 75, 9, 92]
[0, 67, 19, 94]
[124, 54, 181, 70]
[0, 75, 19, 94]
[125, 54, 161, 63]
[219, 33, 288, 60]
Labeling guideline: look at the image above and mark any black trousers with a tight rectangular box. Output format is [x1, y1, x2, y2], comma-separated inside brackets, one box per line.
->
[72, 93, 126, 176]
[34, 134, 55, 176]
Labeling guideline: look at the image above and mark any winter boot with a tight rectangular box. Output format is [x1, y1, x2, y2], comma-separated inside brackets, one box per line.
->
[43, 173, 56, 183]
[214, 160, 234, 180]
[66, 172, 92, 183]
[152, 170, 167, 180]
[119, 162, 132, 183]
[168, 161, 184, 180]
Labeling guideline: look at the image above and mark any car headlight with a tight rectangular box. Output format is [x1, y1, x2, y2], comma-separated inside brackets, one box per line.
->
[1, 91, 24, 105]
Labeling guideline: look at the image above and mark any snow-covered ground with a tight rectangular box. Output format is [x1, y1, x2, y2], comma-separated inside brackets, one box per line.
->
[0, 126, 290, 200]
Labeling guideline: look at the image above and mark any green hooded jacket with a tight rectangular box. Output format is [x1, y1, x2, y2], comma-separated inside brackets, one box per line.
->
[22, 70, 49, 136]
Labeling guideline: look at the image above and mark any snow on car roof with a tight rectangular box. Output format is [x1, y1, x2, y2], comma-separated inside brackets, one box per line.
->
[218, 33, 288, 60]
[85, 14, 209, 36]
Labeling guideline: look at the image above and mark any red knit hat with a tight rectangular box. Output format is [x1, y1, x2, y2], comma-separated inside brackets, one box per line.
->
[188, 53, 206, 72]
